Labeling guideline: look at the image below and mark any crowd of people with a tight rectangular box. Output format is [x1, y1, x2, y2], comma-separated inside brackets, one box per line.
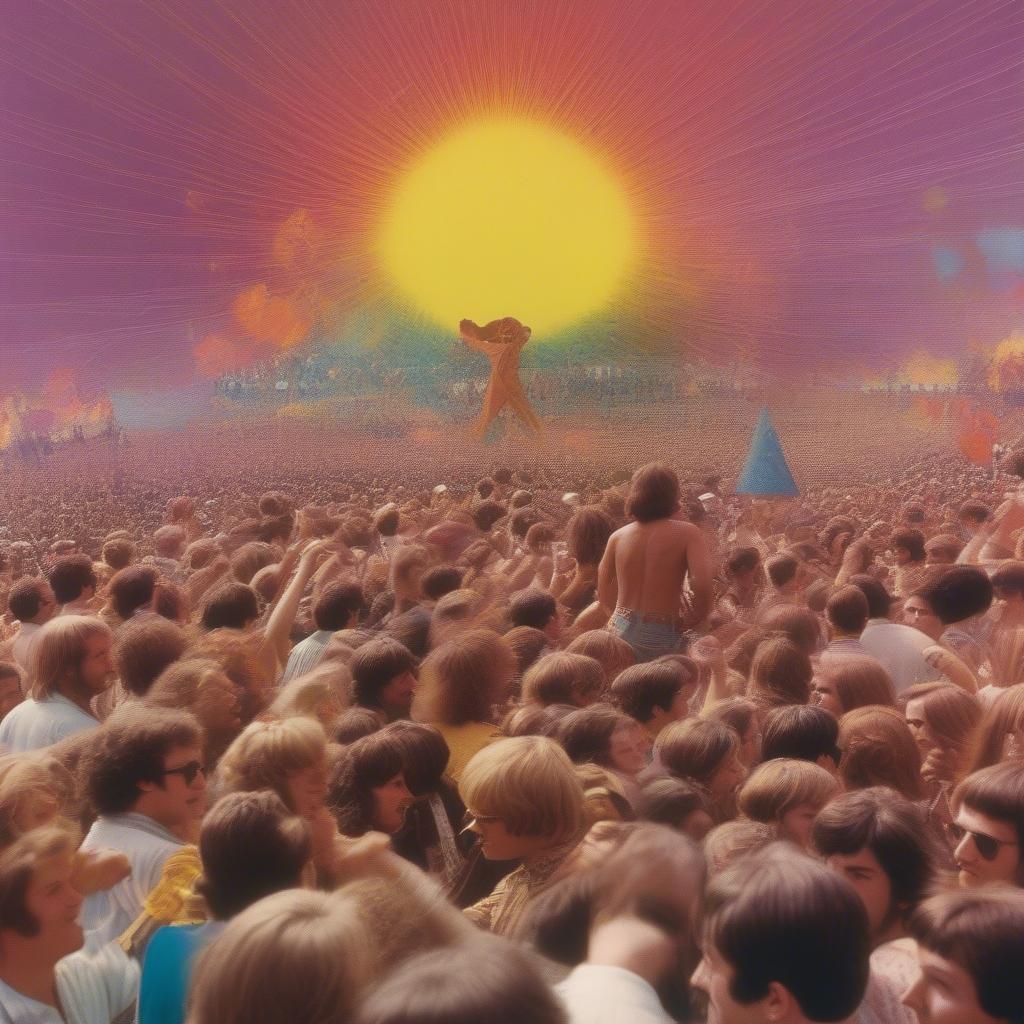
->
[1, 443, 1024, 1024]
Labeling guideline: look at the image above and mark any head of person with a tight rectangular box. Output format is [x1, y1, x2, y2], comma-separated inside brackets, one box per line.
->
[950, 762, 1024, 888]
[812, 787, 939, 943]
[471, 500, 506, 534]
[825, 585, 870, 638]
[692, 845, 870, 1024]
[47, 554, 96, 606]
[902, 589, 945, 640]
[268, 670, 345, 729]
[414, 629, 515, 726]
[218, 717, 328, 819]
[190, 630, 274, 724]
[626, 463, 680, 523]
[521, 652, 606, 709]
[811, 655, 896, 717]
[922, 567, 993, 628]
[702, 820, 779, 877]
[350, 637, 417, 721]
[153, 524, 188, 561]
[566, 631, 636, 679]
[373, 505, 400, 539]
[146, 657, 242, 743]
[184, 538, 220, 572]
[0, 826, 83, 969]
[312, 580, 362, 632]
[566, 506, 615, 567]
[101, 537, 135, 572]
[419, 564, 464, 602]
[196, 790, 311, 921]
[378, 721, 451, 798]
[655, 718, 746, 809]
[504, 626, 551, 678]
[459, 736, 584, 860]
[355, 937, 567, 1024]
[749, 636, 813, 709]
[508, 588, 559, 642]
[904, 887, 1024, 1024]
[113, 615, 188, 699]
[737, 759, 841, 849]
[926, 534, 963, 566]
[838, 706, 925, 800]
[82, 704, 205, 829]
[332, 706, 383, 745]
[759, 606, 821, 657]
[327, 728, 412, 836]
[967, 683, 1024, 775]
[200, 581, 260, 632]
[704, 697, 761, 767]
[556, 703, 650, 777]
[8, 577, 57, 626]
[765, 552, 800, 593]
[0, 754, 67, 849]
[959, 499, 991, 535]
[186, 889, 371, 1024]
[637, 777, 714, 840]
[760, 704, 841, 772]
[108, 565, 160, 620]
[28, 615, 114, 703]
[608, 658, 698, 737]
[902, 681, 982, 778]
[892, 527, 927, 566]
[726, 546, 762, 589]
[848, 574, 892, 621]
[0, 663, 23, 724]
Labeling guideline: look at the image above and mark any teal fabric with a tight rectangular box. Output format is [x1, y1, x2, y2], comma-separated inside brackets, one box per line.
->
[736, 409, 799, 496]
[137, 922, 222, 1024]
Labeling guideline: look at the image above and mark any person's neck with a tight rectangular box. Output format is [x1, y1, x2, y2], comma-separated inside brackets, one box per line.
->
[56, 679, 93, 715]
[873, 917, 907, 949]
[586, 917, 673, 988]
[0, 946, 60, 1008]
[832, 629, 860, 641]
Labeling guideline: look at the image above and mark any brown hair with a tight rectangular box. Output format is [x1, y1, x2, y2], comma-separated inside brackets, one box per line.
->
[656, 718, 738, 787]
[414, 629, 514, 726]
[625, 463, 679, 523]
[838, 707, 924, 800]
[738, 759, 840, 824]
[966, 683, 1024, 776]
[0, 825, 76, 936]
[29, 615, 112, 700]
[567, 506, 614, 566]
[556, 703, 635, 769]
[901, 681, 981, 781]
[521, 652, 606, 708]
[748, 637, 812, 709]
[565, 631, 636, 681]
[822, 656, 897, 714]
[114, 616, 188, 698]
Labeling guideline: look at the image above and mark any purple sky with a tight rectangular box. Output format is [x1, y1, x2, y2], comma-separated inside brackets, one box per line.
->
[2, 0, 1024, 395]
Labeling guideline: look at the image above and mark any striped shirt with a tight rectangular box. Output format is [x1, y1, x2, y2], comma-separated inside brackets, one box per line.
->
[279, 630, 333, 685]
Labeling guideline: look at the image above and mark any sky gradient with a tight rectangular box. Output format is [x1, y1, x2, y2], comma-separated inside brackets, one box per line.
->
[2, 0, 1024, 398]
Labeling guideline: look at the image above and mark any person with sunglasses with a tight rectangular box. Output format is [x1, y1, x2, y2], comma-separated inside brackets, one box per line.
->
[948, 762, 1024, 888]
[77, 704, 207, 951]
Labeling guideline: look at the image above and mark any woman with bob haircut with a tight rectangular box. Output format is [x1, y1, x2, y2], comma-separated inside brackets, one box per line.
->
[838, 706, 925, 801]
[811, 654, 897, 718]
[904, 887, 1024, 1024]
[608, 657, 698, 742]
[185, 889, 371, 1024]
[654, 718, 746, 822]
[355, 938, 568, 1024]
[459, 736, 585, 937]
[637, 777, 714, 841]
[747, 636, 813, 717]
[521, 652, 606, 709]
[965, 682, 1024, 775]
[565, 630, 636, 682]
[759, 704, 840, 771]
[413, 628, 516, 781]
[138, 790, 311, 1024]
[901, 681, 981, 788]
[328, 728, 413, 839]
[737, 758, 841, 849]
[703, 696, 761, 767]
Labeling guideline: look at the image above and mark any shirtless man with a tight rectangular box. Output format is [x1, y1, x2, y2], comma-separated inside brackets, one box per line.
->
[597, 463, 713, 662]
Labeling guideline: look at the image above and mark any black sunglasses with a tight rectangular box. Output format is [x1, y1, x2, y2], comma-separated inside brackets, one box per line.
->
[945, 821, 1018, 862]
[161, 760, 205, 786]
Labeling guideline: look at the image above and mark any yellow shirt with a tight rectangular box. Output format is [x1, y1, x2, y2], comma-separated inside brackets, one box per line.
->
[435, 721, 502, 781]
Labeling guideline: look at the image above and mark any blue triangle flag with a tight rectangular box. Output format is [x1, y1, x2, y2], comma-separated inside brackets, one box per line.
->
[736, 409, 799, 496]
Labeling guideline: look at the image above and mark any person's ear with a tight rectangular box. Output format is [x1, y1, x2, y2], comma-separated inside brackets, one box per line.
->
[762, 980, 796, 1022]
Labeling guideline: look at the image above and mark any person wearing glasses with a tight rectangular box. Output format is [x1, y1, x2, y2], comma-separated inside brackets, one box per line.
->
[948, 762, 1024, 888]
[77, 704, 207, 950]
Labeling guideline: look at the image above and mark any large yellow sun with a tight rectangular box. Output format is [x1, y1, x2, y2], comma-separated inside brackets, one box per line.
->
[379, 118, 637, 335]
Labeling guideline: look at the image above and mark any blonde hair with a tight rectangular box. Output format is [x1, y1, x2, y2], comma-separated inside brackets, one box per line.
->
[269, 665, 350, 725]
[0, 755, 67, 849]
[28, 615, 111, 700]
[703, 819, 778, 876]
[146, 658, 225, 715]
[217, 718, 327, 811]
[187, 889, 370, 1024]
[521, 652, 606, 708]
[459, 736, 584, 842]
[565, 631, 636, 680]
[738, 758, 840, 824]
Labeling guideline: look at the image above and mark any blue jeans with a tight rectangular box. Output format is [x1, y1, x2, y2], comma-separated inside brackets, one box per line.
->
[610, 611, 684, 663]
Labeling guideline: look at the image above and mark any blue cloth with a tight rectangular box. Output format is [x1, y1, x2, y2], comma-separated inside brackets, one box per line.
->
[137, 922, 225, 1024]
[609, 613, 683, 663]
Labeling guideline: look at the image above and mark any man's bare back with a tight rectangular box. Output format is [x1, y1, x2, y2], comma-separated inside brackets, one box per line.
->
[598, 517, 713, 624]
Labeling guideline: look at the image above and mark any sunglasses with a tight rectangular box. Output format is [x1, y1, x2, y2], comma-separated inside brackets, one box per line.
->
[161, 760, 205, 786]
[945, 821, 1019, 861]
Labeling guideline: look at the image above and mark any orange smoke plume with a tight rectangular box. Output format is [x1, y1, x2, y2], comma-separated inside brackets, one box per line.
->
[987, 333, 1024, 392]
[956, 401, 998, 465]
[232, 284, 311, 349]
[194, 335, 262, 380]
[900, 350, 959, 389]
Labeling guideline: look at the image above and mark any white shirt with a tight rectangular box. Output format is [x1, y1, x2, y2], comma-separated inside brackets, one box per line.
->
[860, 619, 941, 694]
[279, 629, 333, 685]
[80, 813, 185, 951]
[0, 693, 98, 752]
[11, 622, 42, 675]
[0, 941, 139, 1024]
[556, 964, 674, 1024]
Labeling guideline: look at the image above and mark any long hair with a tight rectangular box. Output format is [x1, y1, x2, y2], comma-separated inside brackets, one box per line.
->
[966, 683, 1024, 776]
[28, 616, 111, 700]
